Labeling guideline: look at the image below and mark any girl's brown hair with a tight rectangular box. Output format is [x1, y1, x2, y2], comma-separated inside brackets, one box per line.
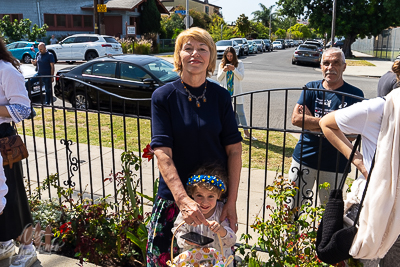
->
[221, 47, 238, 68]
[186, 164, 228, 199]
[392, 60, 400, 86]
[0, 38, 21, 72]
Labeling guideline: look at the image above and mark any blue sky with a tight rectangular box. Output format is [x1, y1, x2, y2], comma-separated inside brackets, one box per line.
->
[209, 0, 277, 23]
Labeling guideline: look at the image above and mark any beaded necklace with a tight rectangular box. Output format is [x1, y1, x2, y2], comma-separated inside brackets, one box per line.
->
[181, 79, 207, 108]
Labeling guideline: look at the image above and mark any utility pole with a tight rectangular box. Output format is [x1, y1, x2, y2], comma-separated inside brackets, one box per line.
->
[99, 0, 105, 34]
[331, 0, 337, 48]
[94, 0, 99, 34]
[186, 0, 189, 29]
[221, 24, 223, 40]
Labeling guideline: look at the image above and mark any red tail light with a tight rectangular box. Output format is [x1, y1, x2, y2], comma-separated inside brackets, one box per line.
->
[295, 51, 299, 54]
[313, 53, 319, 56]
[102, 44, 112, 47]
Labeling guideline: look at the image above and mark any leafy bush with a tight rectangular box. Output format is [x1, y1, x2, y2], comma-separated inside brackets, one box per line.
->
[117, 37, 152, 55]
[0, 15, 48, 43]
[237, 175, 330, 267]
[29, 151, 154, 266]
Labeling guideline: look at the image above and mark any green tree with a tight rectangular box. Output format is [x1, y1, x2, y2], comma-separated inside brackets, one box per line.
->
[208, 14, 236, 42]
[0, 15, 47, 43]
[189, 9, 211, 30]
[275, 28, 286, 39]
[277, 0, 400, 57]
[140, 0, 161, 34]
[250, 21, 269, 39]
[160, 14, 185, 39]
[236, 14, 251, 37]
[288, 23, 312, 39]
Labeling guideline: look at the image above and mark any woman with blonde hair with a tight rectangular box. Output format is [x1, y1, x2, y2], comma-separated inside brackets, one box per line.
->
[217, 47, 256, 140]
[146, 27, 242, 266]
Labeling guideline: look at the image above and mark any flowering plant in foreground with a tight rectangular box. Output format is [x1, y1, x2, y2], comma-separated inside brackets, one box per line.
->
[237, 175, 331, 267]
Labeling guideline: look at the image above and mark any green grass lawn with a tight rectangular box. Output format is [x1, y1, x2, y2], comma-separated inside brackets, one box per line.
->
[21, 108, 297, 173]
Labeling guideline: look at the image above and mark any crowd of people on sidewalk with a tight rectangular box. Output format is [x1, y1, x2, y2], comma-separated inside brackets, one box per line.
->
[1, 26, 400, 267]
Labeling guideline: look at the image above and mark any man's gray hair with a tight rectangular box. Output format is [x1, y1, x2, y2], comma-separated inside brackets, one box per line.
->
[323, 47, 345, 64]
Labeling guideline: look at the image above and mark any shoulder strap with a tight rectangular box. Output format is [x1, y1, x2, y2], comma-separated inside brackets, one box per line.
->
[353, 152, 376, 226]
[338, 135, 362, 192]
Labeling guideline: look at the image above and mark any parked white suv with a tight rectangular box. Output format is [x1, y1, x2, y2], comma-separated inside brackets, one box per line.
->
[47, 34, 122, 63]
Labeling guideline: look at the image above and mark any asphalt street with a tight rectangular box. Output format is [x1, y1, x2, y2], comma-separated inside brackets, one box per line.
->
[212, 48, 379, 130]
[33, 49, 379, 130]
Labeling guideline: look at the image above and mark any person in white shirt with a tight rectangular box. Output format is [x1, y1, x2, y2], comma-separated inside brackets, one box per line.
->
[0, 37, 36, 267]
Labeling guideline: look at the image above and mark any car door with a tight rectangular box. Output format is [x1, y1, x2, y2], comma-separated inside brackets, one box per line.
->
[56, 37, 75, 60]
[80, 61, 118, 109]
[71, 36, 90, 60]
[13, 42, 28, 60]
[114, 62, 155, 114]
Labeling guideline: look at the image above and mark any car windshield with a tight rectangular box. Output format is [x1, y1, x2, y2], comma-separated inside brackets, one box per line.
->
[233, 39, 243, 44]
[216, 41, 232, 46]
[273, 41, 280, 44]
[142, 59, 179, 83]
[254, 40, 262, 44]
[104, 37, 118, 43]
[298, 45, 317, 51]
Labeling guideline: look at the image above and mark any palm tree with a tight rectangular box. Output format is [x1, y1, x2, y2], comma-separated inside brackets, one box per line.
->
[252, 4, 277, 30]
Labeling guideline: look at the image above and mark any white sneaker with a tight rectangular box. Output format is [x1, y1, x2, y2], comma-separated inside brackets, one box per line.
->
[10, 245, 37, 267]
[0, 241, 15, 261]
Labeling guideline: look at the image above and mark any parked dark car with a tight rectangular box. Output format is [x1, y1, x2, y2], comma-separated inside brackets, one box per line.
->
[292, 44, 321, 66]
[263, 39, 273, 51]
[304, 40, 323, 54]
[54, 55, 180, 115]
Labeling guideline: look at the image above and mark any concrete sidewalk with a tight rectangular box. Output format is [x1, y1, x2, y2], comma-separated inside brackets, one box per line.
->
[344, 50, 394, 77]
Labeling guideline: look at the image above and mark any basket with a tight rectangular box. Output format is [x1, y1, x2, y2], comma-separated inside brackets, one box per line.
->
[167, 221, 234, 267]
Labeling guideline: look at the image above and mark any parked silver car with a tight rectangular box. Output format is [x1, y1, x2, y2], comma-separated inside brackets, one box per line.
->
[215, 40, 240, 57]
[253, 39, 266, 52]
[292, 44, 321, 66]
[47, 34, 122, 63]
[230, 37, 249, 56]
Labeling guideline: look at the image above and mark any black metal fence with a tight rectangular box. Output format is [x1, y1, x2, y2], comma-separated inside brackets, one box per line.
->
[22, 76, 365, 238]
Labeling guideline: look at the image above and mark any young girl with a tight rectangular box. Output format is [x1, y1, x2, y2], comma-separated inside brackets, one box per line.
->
[172, 166, 236, 266]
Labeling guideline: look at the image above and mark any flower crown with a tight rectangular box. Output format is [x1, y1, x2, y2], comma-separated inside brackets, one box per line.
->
[186, 175, 226, 192]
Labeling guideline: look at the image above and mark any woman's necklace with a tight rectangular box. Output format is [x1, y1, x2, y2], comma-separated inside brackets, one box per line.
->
[181, 80, 207, 108]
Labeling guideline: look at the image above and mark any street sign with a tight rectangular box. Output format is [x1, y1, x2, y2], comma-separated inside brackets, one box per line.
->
[97, 4, 107, 12]
[175, 10, 186, 15]
[183, 15, 193, 27]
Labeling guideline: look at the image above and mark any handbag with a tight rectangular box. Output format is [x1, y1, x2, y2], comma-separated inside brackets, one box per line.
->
[167, 221, 234, 267]
[0, 124, 29, 169]
[316, 135, 375, 265]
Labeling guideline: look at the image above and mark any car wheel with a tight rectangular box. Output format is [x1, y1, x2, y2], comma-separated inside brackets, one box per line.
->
[85, 51, 98, 61]
[246, 50, 249, 56]
[73, 92, 92, 110]
[66, 61, 76, 65]
[292, 59, 296, 65]
[22, 54, 32, 64]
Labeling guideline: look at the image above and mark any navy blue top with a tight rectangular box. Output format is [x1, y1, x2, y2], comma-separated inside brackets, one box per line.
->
[292, 80, 364, 172]
[151, 79, 242, 200]
[35, 51, 54, 75]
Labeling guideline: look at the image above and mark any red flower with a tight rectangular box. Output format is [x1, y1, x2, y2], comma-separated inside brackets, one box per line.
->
[158, 252, 170, 266]
[142, 144, 154, 161]
[165, 205, 178, 222]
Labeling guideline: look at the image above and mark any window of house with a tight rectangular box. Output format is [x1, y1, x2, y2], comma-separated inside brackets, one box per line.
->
[83, 16, 93, 28]
[73, 15, 82, 27]
[44, 14, 55, 27]
[57, 15, 67, 27]
[1, 14, 23, 21]
[205, 6, 209, 14]
[44, 14, 93, 31]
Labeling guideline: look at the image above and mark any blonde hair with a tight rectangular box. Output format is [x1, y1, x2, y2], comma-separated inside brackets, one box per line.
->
[173, 27, 216, 77]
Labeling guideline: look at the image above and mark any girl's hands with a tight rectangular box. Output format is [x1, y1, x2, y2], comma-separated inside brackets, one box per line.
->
[208, 220, 227, 237]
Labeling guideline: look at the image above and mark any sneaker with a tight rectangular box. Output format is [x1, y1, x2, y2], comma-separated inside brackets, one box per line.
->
[10, 245, 37, 267]
[244, 135, 258, 141]
[0, 241, 15, 261]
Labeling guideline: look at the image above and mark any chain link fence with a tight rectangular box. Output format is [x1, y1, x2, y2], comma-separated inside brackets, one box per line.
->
[352, 27, 400, 61]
